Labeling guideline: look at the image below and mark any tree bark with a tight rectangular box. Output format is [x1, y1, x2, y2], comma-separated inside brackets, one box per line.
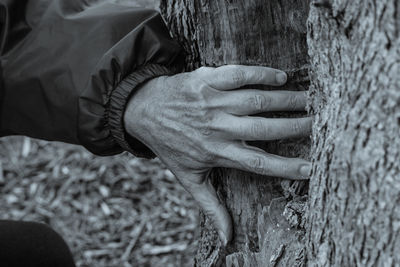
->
[160, 1, 311, 266]
[160, 0, 400, 266]
[306, 1, 400, 266]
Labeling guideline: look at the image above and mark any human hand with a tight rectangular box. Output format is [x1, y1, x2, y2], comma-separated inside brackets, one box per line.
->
[124, 65, 312, 246]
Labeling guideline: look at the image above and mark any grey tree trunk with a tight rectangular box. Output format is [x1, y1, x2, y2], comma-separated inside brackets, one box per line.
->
[160, 0, 400, 266]
[306, 1, 400, 266]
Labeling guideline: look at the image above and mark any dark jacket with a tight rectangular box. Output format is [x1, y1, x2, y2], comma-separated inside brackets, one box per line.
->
[0, 0, 183, 158]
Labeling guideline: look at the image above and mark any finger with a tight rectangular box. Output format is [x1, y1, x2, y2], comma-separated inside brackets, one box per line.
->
[204, 65, 287, 90]
[218, 142, 312, 180]
[175, 171, 232, 246]
[220, 116, 312, 141]
[220, 90, 307, 115]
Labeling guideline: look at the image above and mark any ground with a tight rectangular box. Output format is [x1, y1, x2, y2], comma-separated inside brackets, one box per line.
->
[0, 1, 198, 266]
[0, 137, 198, 267]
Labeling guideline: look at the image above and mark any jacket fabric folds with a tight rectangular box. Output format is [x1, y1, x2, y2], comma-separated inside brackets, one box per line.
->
[0, 0, 183, 158]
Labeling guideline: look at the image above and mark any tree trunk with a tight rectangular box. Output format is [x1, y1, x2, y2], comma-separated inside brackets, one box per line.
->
[160, 0, 400, 266]
[160, 1, 311, 265]
[306, 1, 400, 266]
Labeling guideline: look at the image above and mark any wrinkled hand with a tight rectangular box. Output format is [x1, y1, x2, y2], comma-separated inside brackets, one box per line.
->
[124, 65, 312, 246]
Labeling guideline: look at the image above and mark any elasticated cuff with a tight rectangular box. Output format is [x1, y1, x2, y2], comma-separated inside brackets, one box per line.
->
[108, 63, 173, 158]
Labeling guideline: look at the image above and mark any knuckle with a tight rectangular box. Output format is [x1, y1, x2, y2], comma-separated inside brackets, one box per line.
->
[251, 94, 271, 111]
[250, 120, 266, 138]
[246, 156, 267, 173]
[253, 68, 265, 82]
[291, 120, 303, 134]
[187, 83, 212, 103]
[197, 83, 210, 97]
[200, 112, 221, 137]
[288, 94, 299, 110]
[199, 148, 217, 164]
[231, 67, 246, 87]
[200, 121, 213, 136]
[196, 66, 214, 75]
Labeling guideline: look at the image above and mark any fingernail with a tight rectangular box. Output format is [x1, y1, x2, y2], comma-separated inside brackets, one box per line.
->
[299, 163, 311, 177]
[275, 72, 287, 84]
[218, 230, 228, 247]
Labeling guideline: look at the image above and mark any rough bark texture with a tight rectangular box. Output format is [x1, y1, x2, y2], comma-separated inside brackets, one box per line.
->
[161, 1, 311, 266]
[307, 1, 400, 266]
[161, 0, 400, 266]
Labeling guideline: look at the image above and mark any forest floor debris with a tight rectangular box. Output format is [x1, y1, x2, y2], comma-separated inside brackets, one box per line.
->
[0, 136, 198, 266]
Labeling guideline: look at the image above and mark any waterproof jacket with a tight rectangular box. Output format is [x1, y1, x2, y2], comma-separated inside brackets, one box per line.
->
[0, 0, 184, 158]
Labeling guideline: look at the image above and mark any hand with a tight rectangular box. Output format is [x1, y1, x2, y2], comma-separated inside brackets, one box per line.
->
[124, 65, 312, 246]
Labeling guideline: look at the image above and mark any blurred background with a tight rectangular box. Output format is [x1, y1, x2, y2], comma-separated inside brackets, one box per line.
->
[0, 0, 199, 266]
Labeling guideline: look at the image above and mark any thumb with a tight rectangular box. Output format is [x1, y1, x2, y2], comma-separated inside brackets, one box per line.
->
[176, 171, 232, 246]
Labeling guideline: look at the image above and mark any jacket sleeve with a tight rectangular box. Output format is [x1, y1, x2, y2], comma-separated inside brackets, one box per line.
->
[0, 0, 184, 158]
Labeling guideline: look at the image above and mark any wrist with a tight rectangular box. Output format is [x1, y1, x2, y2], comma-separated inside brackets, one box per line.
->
[123, 76, 163, 145]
